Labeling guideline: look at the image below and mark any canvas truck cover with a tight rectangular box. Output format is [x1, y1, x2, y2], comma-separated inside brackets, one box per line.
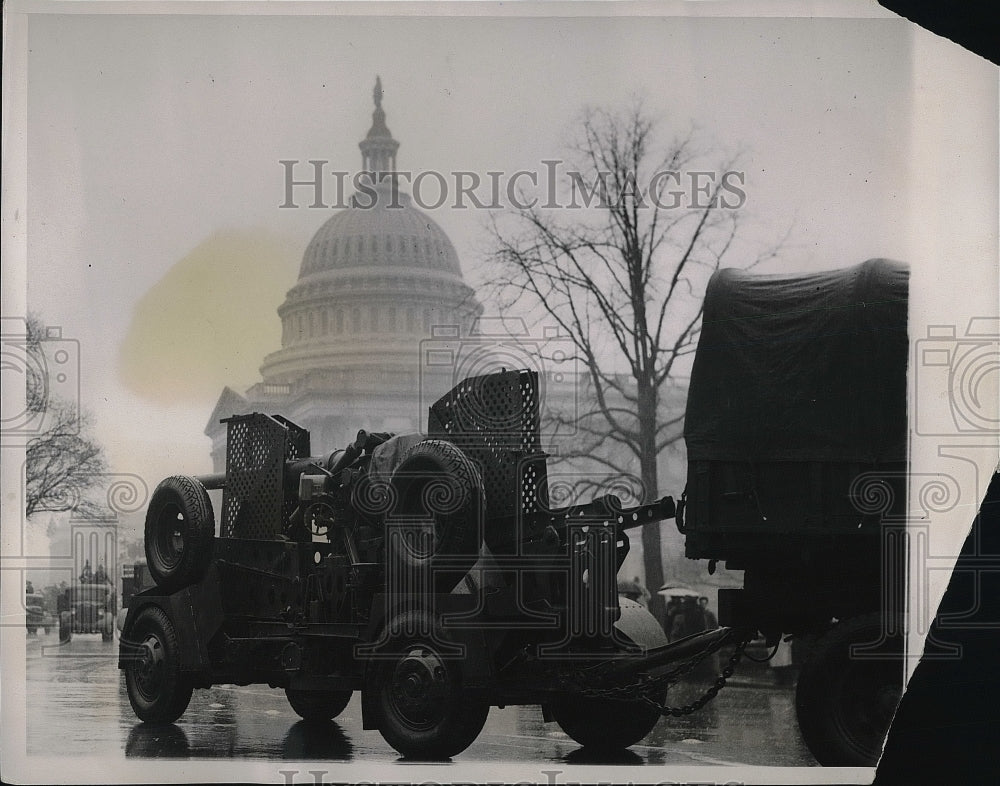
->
[684, 258, 909, 464]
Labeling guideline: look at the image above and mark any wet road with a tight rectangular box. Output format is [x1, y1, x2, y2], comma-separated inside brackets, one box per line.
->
[25, 630, 816, 768]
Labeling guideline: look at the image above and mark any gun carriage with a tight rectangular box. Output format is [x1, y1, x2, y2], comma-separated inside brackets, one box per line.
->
[120, 369, 740, 758]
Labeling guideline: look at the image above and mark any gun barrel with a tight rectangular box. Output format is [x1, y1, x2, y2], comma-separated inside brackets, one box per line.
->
[605, 625, 740, 677]
[195, 473, 227, 490]
[614, 496, 676, 530]
[543, 494, 675, 531]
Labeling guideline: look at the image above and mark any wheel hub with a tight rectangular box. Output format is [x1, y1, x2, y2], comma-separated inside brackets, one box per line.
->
[155, 505, 186, 568]
[389, 647, 448, 728]
[135, 634, 165, 699]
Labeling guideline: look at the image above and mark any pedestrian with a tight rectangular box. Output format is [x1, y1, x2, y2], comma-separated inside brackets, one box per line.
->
[663, 596, 682, 641]
[700, 596, 718, 629]
[631, 575, 651, 607]
[698, 596, 721, 677]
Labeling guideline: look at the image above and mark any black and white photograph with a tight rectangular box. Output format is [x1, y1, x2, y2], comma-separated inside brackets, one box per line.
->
[2, 1, 997, 783]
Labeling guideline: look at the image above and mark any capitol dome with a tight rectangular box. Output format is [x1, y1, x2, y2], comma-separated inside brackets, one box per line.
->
[203, 77, 484, 461]
[300, 190, 462, 277]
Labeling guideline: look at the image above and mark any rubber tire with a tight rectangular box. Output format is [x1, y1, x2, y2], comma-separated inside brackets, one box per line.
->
[795, 613, 904, 766]
[372, 611, 490, 759]
[123, 606, 194, 724]
[145, 475, 215, 593]
[387, 440, 484, 593]
[44, 627, 51, 635]
[27, 626, 37, 635]
[285, 689, 353, 722]
[549, 694, 662, 752]
[102, 630, 114, 643]
[548, 598, 665, 751]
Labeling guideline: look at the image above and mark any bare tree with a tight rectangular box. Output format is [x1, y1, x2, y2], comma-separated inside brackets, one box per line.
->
[24, 315, 107, 518]
[486, 102, 782, 618]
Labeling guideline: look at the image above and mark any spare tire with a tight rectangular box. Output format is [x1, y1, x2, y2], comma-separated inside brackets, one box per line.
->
[386, 440, 484, 593]
[145, 475, 215, 593]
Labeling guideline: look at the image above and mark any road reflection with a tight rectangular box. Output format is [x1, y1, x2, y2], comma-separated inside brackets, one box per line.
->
[562, 748, 644, 766]
[125, 724, 191, 758]
[281, 721, 354, 760]
[28, 631, 815, 766]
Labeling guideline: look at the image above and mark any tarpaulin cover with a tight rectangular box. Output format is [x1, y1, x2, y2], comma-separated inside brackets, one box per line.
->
[684, 258, 909, 463]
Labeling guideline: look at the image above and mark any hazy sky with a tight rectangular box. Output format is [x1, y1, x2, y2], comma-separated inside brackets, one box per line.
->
[12, 6, 997, 551]
[24, 10, 926, 479]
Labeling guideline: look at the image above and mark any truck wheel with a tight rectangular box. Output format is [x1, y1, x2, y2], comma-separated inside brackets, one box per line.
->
[795, 613, 903, 766]
[145, 475, 214, 593]
[545, 597, 667, 751]
[285, 689, 353, 721]
[59, 612, 72, 644]
[387, 441, 484, 593]
[372, 612, 489, 759]
[549, 694, 662, 752]
[123, 606, 193, 723]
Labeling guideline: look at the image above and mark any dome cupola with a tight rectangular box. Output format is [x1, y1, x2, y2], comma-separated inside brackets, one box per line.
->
[258, 77, 482, 386]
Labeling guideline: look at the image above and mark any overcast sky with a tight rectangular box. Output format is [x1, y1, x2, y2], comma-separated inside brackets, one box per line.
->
[10, 4, 998, 551]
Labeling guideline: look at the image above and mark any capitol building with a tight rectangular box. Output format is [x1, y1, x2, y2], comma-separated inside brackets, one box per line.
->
[206, 79, 483, 469]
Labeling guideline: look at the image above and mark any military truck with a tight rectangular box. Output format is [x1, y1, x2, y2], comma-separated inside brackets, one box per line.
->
[25, 590, 53, 635]
[58, 580, 116, 643]
[679, 258, 910, 766]
[120, 369, 750, 759]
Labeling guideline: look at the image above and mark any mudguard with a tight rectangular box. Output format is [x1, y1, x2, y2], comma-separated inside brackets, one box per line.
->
[614, 597, 668, 651]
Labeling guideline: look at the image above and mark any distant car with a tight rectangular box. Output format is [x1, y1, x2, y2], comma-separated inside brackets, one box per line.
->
[58, 582, 116, 643]
[25, 592, 53, 635]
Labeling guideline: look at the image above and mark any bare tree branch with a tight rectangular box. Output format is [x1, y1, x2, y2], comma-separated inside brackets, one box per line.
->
[484, 101, 787, 612]
[23, 316, 108, 519]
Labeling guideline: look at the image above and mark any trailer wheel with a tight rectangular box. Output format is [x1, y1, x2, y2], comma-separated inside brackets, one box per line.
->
[549, 694, 662, 752]
[285, 689, 353, 722]
[795, 613, 903, 766]
[545, 597, 668, 751]
[372, 612, 489, 759]
[387, 441, 484, 593]
[123, 606, 193, 724]
[145, 475, 215, 593]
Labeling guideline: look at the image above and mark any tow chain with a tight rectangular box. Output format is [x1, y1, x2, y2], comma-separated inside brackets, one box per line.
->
[566, 634, 752, 718]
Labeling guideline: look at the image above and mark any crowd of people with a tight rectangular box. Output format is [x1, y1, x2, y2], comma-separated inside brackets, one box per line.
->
[617, 576, 719, 641]
[617, 576, 723, 678]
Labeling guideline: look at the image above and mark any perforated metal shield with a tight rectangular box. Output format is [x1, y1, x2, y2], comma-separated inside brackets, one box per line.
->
[427, 369, 548, 548]
[221, 414, 310, 539]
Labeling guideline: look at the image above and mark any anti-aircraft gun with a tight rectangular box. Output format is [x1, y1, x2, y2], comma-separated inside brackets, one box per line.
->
[120, 369, 750, 758]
